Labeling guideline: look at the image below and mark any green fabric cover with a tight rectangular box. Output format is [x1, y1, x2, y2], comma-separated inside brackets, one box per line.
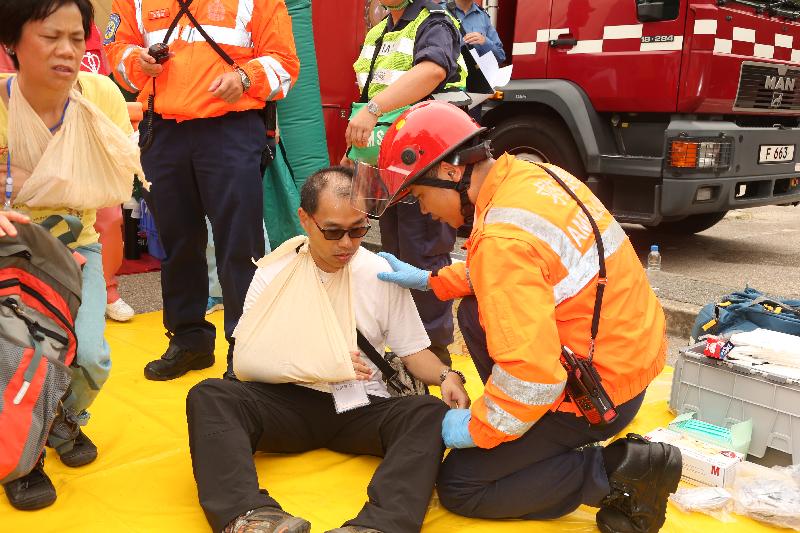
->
[263, 141, 305, 251]
[262, 0, 326, 249]
[275, 0, 329, 189]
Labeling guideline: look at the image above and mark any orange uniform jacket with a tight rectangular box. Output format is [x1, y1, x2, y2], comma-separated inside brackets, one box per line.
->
[104, 0, 299, 121]
[430, 155, 667, 449]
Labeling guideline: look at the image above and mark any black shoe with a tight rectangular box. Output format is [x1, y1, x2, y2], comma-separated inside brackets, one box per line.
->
[58, 429, 98, 468]
[2, 456, 56, 511]
[223, 505, 311, 533]
[596, 434, 682, 533]
[144, 344, 214, 381]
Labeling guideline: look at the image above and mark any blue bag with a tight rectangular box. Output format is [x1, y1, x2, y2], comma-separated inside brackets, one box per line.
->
[690, 287, 800, 342]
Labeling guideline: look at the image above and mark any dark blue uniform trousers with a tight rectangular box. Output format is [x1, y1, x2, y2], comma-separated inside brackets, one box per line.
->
[141, 111, 266, 369]
[379, 202, 456, 352]
[437, 296, 645, 519]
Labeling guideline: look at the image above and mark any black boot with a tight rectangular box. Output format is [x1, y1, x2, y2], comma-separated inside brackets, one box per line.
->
[2, 454, 57, 511]
[144, 344, 214, 381]
[58, 429, 98, 467]
[596, 434, 682, 533]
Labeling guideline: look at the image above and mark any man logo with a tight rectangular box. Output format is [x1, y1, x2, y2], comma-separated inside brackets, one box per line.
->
[764, 75, 796, 92]
[710, 465, 721, 476]
[771, 91, 784, 108]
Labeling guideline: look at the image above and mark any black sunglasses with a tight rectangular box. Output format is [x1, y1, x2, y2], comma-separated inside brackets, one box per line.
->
[310, 215, 371, 241]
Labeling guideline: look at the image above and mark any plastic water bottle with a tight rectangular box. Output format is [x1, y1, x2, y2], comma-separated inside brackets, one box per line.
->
[647, 245, 662, 271]
[123, 197, 141, 260]
[646, 245, 661, 293]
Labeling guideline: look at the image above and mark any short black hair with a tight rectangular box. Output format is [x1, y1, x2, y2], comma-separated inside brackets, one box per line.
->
[300, 166, 355, 216]
[0, 0, 94, 69]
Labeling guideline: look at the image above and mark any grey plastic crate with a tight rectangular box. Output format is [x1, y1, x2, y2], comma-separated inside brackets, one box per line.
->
[669, 343, 800, 463]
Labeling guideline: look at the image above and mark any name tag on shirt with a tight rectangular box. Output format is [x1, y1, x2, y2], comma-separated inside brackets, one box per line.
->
[332, 380, 370, 413]
[148, 8, 171, 20]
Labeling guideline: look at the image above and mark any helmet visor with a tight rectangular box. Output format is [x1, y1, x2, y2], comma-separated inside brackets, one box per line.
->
[350, 161, 414, 217]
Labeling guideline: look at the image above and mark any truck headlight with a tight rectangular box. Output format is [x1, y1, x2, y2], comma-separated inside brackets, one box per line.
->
[668, 138, 733, 170]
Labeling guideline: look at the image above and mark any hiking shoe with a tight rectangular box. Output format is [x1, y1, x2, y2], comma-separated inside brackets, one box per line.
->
[2, 456, 56, 511]
[223, 506, 311, 533]
[325, 527, 384, 533]
[144, 344, 214, 381]
[206, 296, 224, 315]
[596, 433, 682, 533]
[58, 429, 98, 468]
[106, 298, 135, 322]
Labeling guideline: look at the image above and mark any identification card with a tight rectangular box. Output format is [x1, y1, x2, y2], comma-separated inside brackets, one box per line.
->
[332, 380, 370, 413]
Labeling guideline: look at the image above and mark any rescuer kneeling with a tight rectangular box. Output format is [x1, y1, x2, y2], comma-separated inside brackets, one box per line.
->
[353, 100, 683, 533]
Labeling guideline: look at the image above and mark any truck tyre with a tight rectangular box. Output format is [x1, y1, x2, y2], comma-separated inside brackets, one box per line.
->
[488, 115, 586, 178]
[648, 211, 728, 234]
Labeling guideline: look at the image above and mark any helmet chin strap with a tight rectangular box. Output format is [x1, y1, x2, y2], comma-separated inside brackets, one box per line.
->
[412, 164, 475, 226]
[404, 140, 490, 225]
[457, 164, 475, 227]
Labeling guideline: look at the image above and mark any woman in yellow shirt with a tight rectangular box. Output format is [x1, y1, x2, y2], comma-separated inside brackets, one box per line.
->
[0, 0, 139, 511]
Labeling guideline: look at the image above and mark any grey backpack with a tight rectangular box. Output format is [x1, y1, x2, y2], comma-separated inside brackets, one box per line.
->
[0, 217, 82, 483]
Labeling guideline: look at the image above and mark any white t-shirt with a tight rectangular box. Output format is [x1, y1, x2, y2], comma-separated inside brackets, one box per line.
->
[241, 246, 431, 397]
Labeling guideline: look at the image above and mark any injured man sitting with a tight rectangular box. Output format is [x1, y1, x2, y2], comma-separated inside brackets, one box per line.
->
[186, 165, 470, 533]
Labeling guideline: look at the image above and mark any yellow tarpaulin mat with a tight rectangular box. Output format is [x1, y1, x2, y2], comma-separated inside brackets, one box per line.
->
[0, 312, 783, 532]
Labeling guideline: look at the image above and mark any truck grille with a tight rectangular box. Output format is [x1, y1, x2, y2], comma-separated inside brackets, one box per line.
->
[733, 61, 800, 113]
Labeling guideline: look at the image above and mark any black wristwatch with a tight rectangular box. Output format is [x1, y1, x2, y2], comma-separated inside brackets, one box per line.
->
[439, 367, 466, 385]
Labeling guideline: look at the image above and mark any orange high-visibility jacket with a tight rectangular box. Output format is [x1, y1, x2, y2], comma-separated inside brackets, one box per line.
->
[104, 0, 299, 121]
[430, 155, 667, 449]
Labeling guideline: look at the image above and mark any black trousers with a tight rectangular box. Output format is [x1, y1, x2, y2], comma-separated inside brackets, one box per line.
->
[379, 202, 456, 353]
[437, 296, 645, 519]
[186, 379, 449, 532]
[141, 111, 266, 368]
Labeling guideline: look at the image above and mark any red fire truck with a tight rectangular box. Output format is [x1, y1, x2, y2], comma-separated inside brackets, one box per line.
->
[314, 0, 800, 233]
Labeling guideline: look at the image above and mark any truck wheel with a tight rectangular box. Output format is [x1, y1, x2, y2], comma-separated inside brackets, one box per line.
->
[488, 116, 586, 178]
[648, 211, 728, 234]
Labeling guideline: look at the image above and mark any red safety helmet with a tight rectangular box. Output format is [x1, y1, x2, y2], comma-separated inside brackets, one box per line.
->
[351, 101, 488, 217]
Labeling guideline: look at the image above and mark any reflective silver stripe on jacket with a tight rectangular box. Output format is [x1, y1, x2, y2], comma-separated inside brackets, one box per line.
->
[117, 45, 140, 91]
[484, 396, 533, 436]
[465, 266, 474, 293]
[255, 57, 281, 99]
[134, 0, 144, 34]
[144, 25, 253, 48]
[135, 0, 255, 48]
[554, 222, 626, 303]
[236, 0, 254, 28]
[491, 365, 565, 406]
[484, 207, 627, 304]
[254, 56, 293, 99]
[356, 68, 408, 90]
[358, 37, 416, 62]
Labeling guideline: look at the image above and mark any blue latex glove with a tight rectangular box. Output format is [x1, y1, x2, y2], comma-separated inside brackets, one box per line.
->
[376, 252, 431, 291]
[442, 408, 476, 449]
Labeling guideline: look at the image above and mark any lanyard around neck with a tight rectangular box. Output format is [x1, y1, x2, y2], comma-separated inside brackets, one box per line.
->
[6, 77, 71, 133]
